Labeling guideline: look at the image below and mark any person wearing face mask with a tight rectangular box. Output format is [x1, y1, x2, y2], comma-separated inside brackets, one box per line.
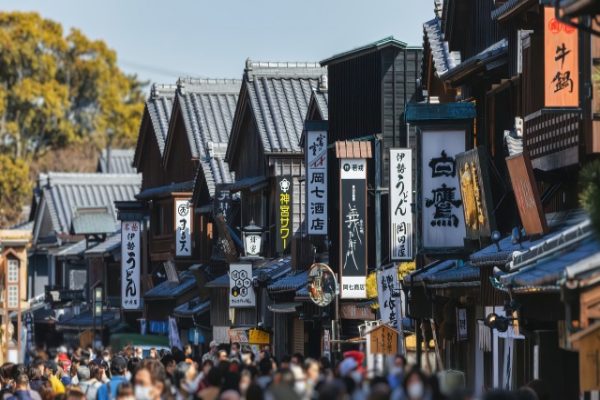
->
[96, 356, 128, 400]
[173, 362, 200, 400]
[133, 359, 170, 400]
[403, 368, 430, 400]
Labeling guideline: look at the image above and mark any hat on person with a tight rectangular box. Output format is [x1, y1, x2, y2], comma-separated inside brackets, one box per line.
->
[338, 357, 358, 377]
[111, 355, 128, 372]
[45, 360, 58, 374]
[77, 366, 91, 381]
[58, 353, 72, 370]
[57, 345, 68, 354]
[209, 340, 218, 348]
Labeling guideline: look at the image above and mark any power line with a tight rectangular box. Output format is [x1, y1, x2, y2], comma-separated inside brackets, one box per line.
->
[119, 59, 205, 80]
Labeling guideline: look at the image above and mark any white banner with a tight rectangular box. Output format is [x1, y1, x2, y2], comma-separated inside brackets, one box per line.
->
[121, 221, 141, 310]
[168, 316, 182, 350]
[306, 131, 328, 235]
[175, 199, 192, 257]
[377, 267, 402, 330]
[389, 149, 413, 260]
[229, 263, 256, 308]
[421, 130, 466, 249]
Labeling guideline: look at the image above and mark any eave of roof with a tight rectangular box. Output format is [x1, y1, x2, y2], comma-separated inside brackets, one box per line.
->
[441, 39, 508, 86]
[320, 36, 408, 66]
[135, 180, 194, 200]
[491, 0, 538, 21]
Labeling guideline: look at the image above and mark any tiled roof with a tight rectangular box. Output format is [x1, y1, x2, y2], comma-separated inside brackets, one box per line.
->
[491, 0, 537, 20]
[206, 257, 292, 288]
[97, 149, 136, 174]
[36, 173, 141, 237]
[55, 240, 88, 258]
[227, 60, 326, 159]
[441, 39, 508, 83]
[496, 236, 600, 293]
[406, 259, 458, 284]
[173, 298, 210, 317]
[306, 87, 329, 122]
[169, 78, 239, 200]
[144, 271, 197, 300]
[147, 84, 177, 155]
[470, 210, 590, 268]
[320, 36, 408, 66]
[70, 206, 117, 235]
[267, 270, 308, 293]
[423, 17, 461, 77]
[56, 310, 119, 330]
[84, 232, 121, 256]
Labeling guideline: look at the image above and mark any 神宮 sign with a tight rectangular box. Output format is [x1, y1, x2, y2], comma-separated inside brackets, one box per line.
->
[175, 199, 193, 257]
[544, 7, 579, 108]
[229, 263, 255, 308]
[339, 158, 367, 299]
[121, 221, 141, 309]
[306, 131, 328, 235]
[389, 149, 413, 260]
[421, 130, 467, 249]
[276, 176, 293, 253]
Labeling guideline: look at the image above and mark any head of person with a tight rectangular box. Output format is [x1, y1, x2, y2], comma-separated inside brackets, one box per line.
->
[14, 374, 29, 390]
[76, 365, 91, 383]
[218, 350, 228, 363]
[239, 369, 252, 394]
[230, 342, 240, 355]
[184, 344, 193, 357]
[403, 368, 429, 400]
[31, 359, 45, 379]
[116, 382, 136, 400]
[280, 355, 291, 370]
[160, 354, 176, 377]
[65, 388, 86, 400]
[241, 351, 254, 366]
[127, 357, 141, 377]
[304, 358, 320, 383]
[291, 353, 304, 366]
[174, 361, 199, 395]
[259, 357, 272, 376]
[134, 359, 168, 400]
[209, 341, 218, 354]
[44, 360, 58, 378]
[101, 350, 111, 363]
[149, 348, 157, 359]
[206, 366, 222, 388]
[108, 356, 126, 377]
[202, 359, 214, 376]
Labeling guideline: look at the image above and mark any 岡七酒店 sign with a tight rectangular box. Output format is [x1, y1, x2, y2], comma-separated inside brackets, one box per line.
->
[339, 158, 367, 299]
[306, 131, 328, 235]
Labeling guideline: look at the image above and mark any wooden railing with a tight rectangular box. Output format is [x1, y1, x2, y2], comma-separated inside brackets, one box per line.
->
[524, 108, 581, 170]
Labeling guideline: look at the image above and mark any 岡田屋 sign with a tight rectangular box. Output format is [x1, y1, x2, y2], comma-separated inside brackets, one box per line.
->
[389, 149, 413, 260]
[175, 199, 192, 257]
[339, 158, 367, 299]
[276, 175, 293, 254]
[121, 221, 141, 310]
[229, 263, 255, 308]
[306, 131, 328, 235]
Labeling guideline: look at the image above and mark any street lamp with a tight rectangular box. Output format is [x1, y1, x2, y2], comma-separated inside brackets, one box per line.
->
[93, 286, 103, 348]
[242, 220, 264, 259]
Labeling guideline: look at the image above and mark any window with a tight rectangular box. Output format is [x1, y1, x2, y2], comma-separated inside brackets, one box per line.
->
[7, 285, 18, 309]
[7, 259, 18, 283]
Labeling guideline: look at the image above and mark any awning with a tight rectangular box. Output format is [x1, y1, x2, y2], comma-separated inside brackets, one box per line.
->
[494, 235, 600, 293]
[267, 270, 308, 293]
[227, 176, 268, 194]
[173, 298, 210, 318]
[424, 262, 480, 289]
[56, 310, 119, 331]
[85, 233, 121, 257]
[406, 259, 458, 285]
[206, 257, 292, 288]
[268, 302, 301, 314]
[144, 271, 197, 300]
[55, 240, 88, 258]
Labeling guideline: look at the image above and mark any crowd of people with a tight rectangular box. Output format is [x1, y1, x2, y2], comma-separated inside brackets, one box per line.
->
[0, 342, 549, 400]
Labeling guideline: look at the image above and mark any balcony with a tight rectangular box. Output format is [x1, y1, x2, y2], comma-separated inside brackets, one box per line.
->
[524, 108, 582, 171]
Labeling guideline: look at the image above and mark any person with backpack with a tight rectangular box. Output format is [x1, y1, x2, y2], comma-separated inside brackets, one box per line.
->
[96, 356, 128, 400]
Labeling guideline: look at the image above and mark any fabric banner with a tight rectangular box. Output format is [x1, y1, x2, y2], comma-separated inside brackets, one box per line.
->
[168, 317, 182, 350]
[340, 159, 367, 299]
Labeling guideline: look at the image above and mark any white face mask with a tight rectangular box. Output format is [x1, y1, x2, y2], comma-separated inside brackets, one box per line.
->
[135, 385, 153, 400]
[407, 381, 424, 399]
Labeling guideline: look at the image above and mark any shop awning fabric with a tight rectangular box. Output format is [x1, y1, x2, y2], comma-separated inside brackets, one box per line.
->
[55, 310, 119, 331]
[173, 298, 210, 318]
[144, 271, 197, 300]
[268, 302, 301, 314]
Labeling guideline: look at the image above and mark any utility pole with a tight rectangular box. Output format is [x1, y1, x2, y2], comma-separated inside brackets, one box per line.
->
[374, 136, 382, 270]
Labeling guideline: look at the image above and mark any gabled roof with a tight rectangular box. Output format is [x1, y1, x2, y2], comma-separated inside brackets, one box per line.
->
[320, 36, 408, 66]
[307, 87, 329, 121]
[97, 149, 136, 174]
[441, 39, 508, 85]
[423, 17, 461, 78]
[491, 0, 537, 21]
[226, 60, 326, 161]
[33, 172, 141, 240]
[165, 78, 240, 200]
[133, 83, 176, 167]
[70, 206, 116, 235]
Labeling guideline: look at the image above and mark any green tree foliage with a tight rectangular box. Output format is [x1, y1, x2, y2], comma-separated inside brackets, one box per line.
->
[0, 154, 31, 227]
[580, 160, 600, 235]
[0, 12, 145, 226]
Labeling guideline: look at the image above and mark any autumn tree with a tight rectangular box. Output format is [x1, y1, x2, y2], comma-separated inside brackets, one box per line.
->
[0, 12, 145, 226]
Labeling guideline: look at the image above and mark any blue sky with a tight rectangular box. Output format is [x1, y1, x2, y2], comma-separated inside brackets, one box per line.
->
[3, 0, 433, 90]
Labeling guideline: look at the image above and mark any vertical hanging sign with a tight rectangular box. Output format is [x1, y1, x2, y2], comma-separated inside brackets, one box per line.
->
[421, 130, 467, 249]
[229, 263, 256, 308]
[175, 199, 192, 257]
[389, 149, 413, 260]
[121, 221, 141, 310]
[306, 131, 328, 235]
[276, 176, 293, 254]
[377, 267, 402, 330]
[340, 159, 367, 299]
[544, 7, 579, 107]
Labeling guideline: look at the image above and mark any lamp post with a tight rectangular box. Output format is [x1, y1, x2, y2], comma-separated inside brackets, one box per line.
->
[241, 220, 264, 328]
[93, 286, 103, 349]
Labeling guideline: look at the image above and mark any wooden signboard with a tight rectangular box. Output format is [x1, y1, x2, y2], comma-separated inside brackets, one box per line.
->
[369, 324, 399, 355]
[544, 7, 579, 107]
[506, 153, 548, 236]
[214, 215, 238, 262]
[570, 322, 600, 391]
[340, 302, 375, 320]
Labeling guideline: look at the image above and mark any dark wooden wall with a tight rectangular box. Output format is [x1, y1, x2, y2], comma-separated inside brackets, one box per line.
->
[229, 104, 268, 180]
[164, 112, 197, 183]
